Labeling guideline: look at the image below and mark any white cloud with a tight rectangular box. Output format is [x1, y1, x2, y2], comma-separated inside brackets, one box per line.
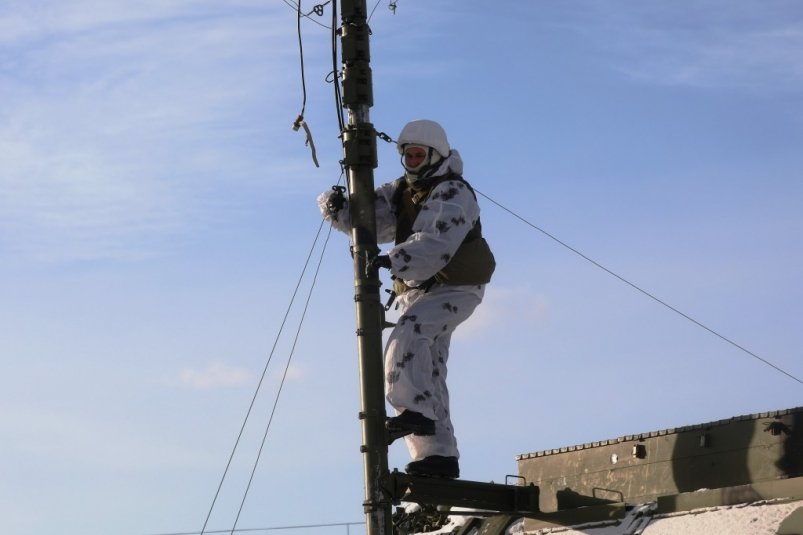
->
[616, 24, 803, 91]
[176, 360, 308, 390]
[0, 2, 302, 261]
[178, 362, 254, 389]
[0, 1, 269, 45]
[572, 2, 803, 92]
[456, 286, 551, 340]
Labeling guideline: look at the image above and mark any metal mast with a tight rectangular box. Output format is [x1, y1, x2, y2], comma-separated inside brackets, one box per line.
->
[338, 2, 392, 535]
[336, 3, 542, 531]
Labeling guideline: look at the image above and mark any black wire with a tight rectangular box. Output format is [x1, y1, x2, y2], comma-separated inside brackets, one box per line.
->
[196, 4, 337, 531]
[226, 221, 335, 535]
[475, 188, 802, 385]
[331, 0, 345, 133]
[198, 219, 337, 535]
[280, 0, 331, 29]
[367, 0, 382, 22]
[297, 0, 307, 117]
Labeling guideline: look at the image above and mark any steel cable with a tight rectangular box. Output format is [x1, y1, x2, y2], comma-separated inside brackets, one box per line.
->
[475, 188, 802, 385]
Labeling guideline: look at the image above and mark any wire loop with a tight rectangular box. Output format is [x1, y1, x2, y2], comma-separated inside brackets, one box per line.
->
[306, 1, 331, 17]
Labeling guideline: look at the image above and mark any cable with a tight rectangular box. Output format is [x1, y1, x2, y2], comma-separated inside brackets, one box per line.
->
[198, 3, 334, 529]
[367, 0, 382, 22]
[226, 221, 335, 535]
[292, 0, 321, 166]
[295, 0, 337, 117]
[199, 168, 346, 531]
[280, 0, 331, 29]
[198, 219, 336, 535]
[331, 0, 345, 134]
[474, 188, 803, 385]
[149, 521, 364, 535]
[296, 0, 307, 118]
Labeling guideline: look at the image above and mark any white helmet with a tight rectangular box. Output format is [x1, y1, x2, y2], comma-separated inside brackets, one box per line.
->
[397, 120, 451, 189]
[396, 119, 450, 158]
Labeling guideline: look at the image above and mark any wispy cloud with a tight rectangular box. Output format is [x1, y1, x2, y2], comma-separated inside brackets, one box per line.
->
[0, 2, 300, 262]
[615, 25, 803, 91]
[176, 360, 307, 389]
[573, 2, 803, 92]
[457, 286, 551, 340]
[178, 361, 254, 389]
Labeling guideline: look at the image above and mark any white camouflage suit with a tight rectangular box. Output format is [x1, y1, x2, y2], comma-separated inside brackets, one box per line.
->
[318, 147, 485, 462]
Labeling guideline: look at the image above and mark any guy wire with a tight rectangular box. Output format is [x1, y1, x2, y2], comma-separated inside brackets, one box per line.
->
[225, 221, 336, 535]
[475, 188, 802, 385]
[199, 216, 336, 535]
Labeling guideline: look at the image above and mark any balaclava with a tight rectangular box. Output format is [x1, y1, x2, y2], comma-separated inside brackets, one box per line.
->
[396, 120, 451, 190]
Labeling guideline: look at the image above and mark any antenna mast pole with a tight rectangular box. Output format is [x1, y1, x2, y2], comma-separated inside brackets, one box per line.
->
[338, 2, 392, 535]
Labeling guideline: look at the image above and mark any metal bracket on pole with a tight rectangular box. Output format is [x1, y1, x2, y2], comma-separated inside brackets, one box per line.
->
[385, 472, 541, 516]
[343, 124, 377, 167]
[342, 64, 373, 108]
[341, 21, 371, 62]
[341, 1, 373, 109]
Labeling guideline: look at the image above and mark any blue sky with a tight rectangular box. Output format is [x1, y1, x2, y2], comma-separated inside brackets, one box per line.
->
[1, 1, 802, 534]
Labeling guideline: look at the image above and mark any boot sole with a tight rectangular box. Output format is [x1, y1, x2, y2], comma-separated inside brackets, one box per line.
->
[387, 427, 435, 445]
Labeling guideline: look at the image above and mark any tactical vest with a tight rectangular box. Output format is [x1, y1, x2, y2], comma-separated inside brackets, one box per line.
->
[391, 174, 495, 290]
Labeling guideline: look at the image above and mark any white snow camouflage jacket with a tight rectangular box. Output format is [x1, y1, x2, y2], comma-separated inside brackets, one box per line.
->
[317, 150, 484, 287]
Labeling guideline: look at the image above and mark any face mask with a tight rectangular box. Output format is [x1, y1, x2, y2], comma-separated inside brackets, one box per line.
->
[401, 145, 443, 189]
[401, 145, 429, 173]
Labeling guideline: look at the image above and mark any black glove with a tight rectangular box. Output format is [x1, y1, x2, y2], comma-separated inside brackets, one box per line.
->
[370, 254, 392, 270]
[326, 185, 347, 216]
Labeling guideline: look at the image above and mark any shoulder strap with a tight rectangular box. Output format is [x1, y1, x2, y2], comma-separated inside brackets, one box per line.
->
[390, 177, 407, 211]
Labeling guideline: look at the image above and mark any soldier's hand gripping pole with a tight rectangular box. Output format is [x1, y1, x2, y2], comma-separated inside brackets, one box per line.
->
[326, 185, 347, 221]
[367, 254, 391, 276]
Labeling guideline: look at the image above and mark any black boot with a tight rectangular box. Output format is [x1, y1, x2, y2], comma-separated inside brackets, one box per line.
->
[386, 410, 435, 444]
[405, 455, 459, 479]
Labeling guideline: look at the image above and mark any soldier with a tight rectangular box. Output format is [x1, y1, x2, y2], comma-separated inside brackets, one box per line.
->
[319, 119, 494, 478]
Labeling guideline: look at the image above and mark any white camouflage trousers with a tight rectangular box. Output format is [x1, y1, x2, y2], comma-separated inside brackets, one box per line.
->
[385, 283, 484, 461]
